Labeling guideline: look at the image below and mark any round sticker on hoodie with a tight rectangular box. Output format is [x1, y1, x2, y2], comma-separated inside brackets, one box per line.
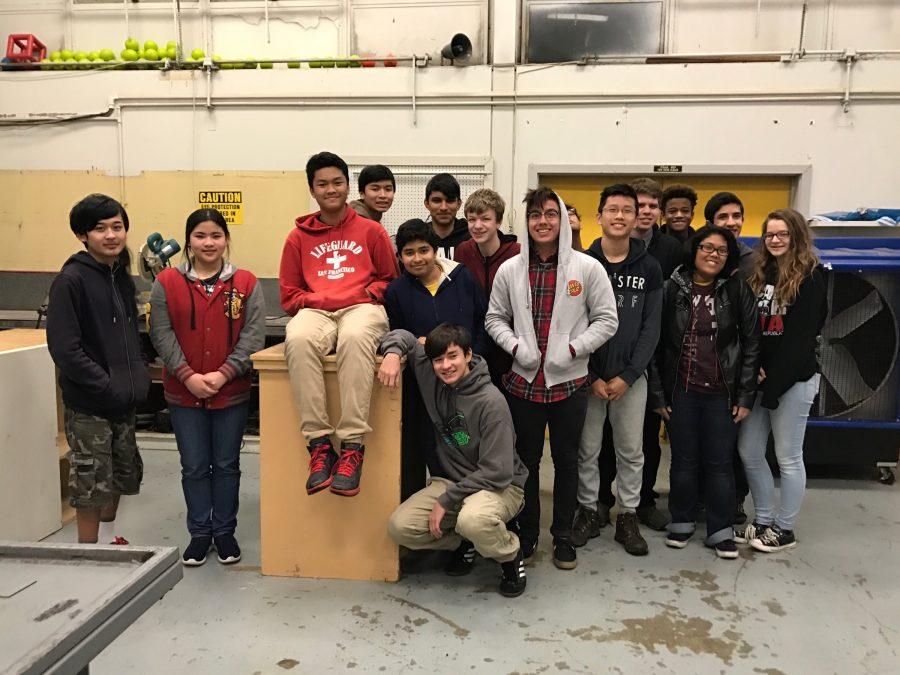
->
[567, 279, 583, 297]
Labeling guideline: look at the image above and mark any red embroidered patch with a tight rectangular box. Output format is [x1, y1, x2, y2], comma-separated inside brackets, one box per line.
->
[567, 280, 583, 297]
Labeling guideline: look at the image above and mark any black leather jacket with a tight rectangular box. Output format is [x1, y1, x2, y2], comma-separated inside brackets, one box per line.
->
[648, 266, 761, 410]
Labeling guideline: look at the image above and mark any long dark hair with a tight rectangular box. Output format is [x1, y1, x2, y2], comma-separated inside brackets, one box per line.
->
[68, 193, 132, 273]
[183, 208, 231, 268]
[680, 224, 741, 280]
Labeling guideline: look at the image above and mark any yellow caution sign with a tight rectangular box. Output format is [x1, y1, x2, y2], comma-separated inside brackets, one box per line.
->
[198, 191, 244, 225]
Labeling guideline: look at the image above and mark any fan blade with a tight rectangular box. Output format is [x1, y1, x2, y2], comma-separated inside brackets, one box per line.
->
[823, 289, 883, 340]
[819, 342, 875, 407]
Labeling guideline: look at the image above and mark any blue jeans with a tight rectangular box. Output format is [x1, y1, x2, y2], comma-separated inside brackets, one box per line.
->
[738, 374, 820, 531]
[169, 403, 249, 538]
[666, 388, 737, 546]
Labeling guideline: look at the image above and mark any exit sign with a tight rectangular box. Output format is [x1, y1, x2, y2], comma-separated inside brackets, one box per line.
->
[653, 165, 683, 173]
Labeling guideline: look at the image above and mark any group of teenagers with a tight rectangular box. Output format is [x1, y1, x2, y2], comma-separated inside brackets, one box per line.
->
[46, 150, 827, 599]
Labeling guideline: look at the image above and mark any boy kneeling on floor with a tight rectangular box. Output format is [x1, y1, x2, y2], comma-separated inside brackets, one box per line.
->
[378, 323, 528, 597]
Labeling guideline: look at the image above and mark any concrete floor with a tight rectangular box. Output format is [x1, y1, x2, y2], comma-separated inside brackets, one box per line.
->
[45, 445, 899, 674]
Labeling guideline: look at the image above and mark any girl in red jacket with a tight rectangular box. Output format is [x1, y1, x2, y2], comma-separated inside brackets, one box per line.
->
[150, 208, 266, 567]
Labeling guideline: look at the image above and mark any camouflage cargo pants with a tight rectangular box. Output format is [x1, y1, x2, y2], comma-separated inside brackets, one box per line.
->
[64, 407, 143, 509]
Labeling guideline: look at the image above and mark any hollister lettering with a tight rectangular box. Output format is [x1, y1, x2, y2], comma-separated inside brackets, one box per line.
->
[612, 272, 647, 290]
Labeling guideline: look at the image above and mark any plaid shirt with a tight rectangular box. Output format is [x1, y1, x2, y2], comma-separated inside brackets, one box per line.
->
[503, 250, 589, 403]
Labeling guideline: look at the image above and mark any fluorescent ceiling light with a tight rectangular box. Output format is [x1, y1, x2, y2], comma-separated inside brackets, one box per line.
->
[547, 13, 610, 22]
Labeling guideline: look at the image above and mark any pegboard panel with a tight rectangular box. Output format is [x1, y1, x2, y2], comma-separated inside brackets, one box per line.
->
[348, 161, 492, 238]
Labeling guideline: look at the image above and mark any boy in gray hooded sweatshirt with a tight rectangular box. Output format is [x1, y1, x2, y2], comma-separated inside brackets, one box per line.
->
[379, 323, 529, 597]
[485, 187, 618, 571]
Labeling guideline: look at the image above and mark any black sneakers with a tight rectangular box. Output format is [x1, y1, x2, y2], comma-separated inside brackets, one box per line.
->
[306, 437, 338, 495]
[330, 442, 365, 496]
[713, 539, 739, 559]
[636, 505, 671, 531]
[571, 506, 603, 547]
[665, 531, 693, 549]
[734, 521, 766, 545]
[214, 534, 242, 564]
[445, 540, 476, 576]
[751, 525, 797, 553]
[182, 535, 212, 566]
[552, 540, 577, 570]
[614, 512, 649, 556]
[499, 548, 526, 597]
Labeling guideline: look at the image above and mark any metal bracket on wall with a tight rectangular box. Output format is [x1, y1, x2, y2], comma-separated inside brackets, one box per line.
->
[410, 54, 430, 127]
[839, 50, 858, 113]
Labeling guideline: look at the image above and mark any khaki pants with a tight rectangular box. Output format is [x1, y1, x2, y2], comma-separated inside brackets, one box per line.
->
[284, 303, 388, 444]
[388, 477, 524, 563]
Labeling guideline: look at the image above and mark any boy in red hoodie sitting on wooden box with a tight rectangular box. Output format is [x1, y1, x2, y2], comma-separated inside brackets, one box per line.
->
[280, 152, 400, 497]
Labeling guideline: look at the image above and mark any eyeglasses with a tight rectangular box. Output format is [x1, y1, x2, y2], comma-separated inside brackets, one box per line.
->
[763, 231, 791, 241]
[602, 207, 636, 217]
[698, 243, 729, 257]
[527, 209, 561, 222]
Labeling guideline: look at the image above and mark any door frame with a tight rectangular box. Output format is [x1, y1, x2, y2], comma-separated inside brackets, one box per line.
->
[528, 163, 812, 215]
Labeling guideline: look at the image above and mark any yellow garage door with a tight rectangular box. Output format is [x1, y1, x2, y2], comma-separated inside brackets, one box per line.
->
[543, 174, 794, 247]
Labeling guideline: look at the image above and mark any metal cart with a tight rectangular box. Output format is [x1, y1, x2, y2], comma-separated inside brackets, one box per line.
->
[0, 542, 182, 674]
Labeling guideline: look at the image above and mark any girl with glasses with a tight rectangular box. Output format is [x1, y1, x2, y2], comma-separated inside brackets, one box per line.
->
[737, 209, 828, 553]
[649, 225, 761, 559]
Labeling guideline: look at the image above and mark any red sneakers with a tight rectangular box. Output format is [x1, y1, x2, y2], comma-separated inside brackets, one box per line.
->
[110, 536, 129, 545]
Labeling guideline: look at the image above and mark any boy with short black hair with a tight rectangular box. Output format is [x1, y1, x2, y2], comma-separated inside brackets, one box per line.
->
[379, 323, 529, 597]
[381, 218, 490, 488]
[424, 173, 471, 259]
[591, 177, 681, 531]
[575, 184, 663, 555]
[660, 184, 699, 244]
[350, 164, 396, 224]
[384, 219, 488, 355]
[704, 191, 754, 279]
[280, 151, 399, 498]
[47, 194, 151, 545]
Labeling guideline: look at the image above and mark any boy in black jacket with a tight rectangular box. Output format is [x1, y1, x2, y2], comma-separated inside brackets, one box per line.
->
[47, 194, 150, 545]
[575, 184, 663, 556]
[424, 173, 471, 259]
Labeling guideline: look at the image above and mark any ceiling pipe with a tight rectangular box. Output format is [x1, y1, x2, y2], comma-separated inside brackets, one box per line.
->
[5, 89, 900, 129]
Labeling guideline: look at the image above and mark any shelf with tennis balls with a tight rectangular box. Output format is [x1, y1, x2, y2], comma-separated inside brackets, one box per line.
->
[37, 38, 403, 71]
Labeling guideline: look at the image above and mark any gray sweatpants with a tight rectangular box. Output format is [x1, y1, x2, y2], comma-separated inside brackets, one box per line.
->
[577, 376, 647, 512]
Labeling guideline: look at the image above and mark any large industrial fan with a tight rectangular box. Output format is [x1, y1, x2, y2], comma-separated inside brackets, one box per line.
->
[817, 270, 899, 418]
[805, 234, 900, 483]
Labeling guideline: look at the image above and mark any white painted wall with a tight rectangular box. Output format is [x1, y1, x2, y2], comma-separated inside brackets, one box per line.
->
[0, 1, 898, 241]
